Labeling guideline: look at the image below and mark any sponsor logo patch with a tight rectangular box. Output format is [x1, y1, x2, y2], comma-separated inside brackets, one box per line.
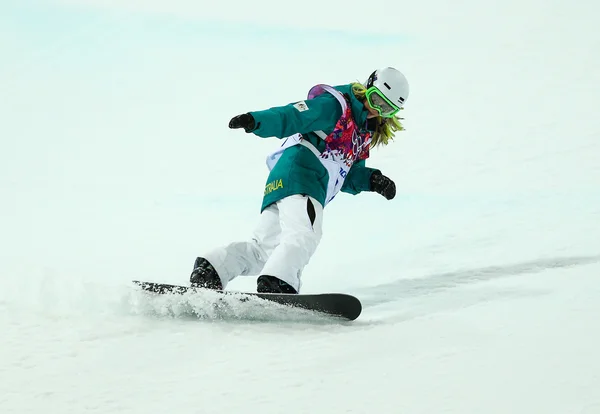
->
[293, 101, 309, 112]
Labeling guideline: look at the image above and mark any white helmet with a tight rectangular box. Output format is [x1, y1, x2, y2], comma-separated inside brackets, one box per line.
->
[365, 67, 409, 108]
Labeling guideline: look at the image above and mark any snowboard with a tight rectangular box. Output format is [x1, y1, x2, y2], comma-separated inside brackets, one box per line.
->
[132, 280, 362, 321]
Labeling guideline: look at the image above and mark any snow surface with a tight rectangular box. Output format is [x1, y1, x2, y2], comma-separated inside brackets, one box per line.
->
[1, 0, 600, 413]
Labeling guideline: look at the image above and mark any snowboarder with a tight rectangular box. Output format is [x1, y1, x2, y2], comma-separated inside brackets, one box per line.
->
[190, 67, 409, 294]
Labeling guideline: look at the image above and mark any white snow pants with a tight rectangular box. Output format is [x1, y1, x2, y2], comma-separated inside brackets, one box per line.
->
[202, 195, 324, 293]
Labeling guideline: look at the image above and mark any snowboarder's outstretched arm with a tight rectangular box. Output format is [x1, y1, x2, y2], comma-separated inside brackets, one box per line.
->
[342, 161, 396, 200]
[341, 160, 379, 195]
[229, 93, 342, 139]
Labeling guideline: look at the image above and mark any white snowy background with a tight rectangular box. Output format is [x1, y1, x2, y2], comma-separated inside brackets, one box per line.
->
[1, 0, 599, 413]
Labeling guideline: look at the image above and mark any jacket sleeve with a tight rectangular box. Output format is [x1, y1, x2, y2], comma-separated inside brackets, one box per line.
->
[248, 93, 342, 139]
[340, 160, 380, 195]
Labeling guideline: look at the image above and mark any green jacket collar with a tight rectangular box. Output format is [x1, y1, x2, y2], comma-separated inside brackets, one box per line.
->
[334, 84, 369, 130]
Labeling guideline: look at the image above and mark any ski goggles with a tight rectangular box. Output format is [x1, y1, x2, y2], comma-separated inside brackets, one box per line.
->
[365, 87, 401, 118]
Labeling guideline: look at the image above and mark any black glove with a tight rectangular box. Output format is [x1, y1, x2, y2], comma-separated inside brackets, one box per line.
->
[228, 113, 256, 132]
[370, 171, 396, 200]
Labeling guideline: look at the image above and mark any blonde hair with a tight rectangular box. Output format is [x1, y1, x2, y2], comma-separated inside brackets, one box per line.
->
[351, 82, 405, 148]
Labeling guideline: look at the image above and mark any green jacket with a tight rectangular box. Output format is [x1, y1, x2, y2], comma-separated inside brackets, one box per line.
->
[249, 84, 380, 211]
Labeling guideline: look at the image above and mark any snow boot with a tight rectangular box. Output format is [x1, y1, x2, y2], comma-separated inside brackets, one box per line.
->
[190, 257, 223, 290]
[256, 275, 297, 294]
